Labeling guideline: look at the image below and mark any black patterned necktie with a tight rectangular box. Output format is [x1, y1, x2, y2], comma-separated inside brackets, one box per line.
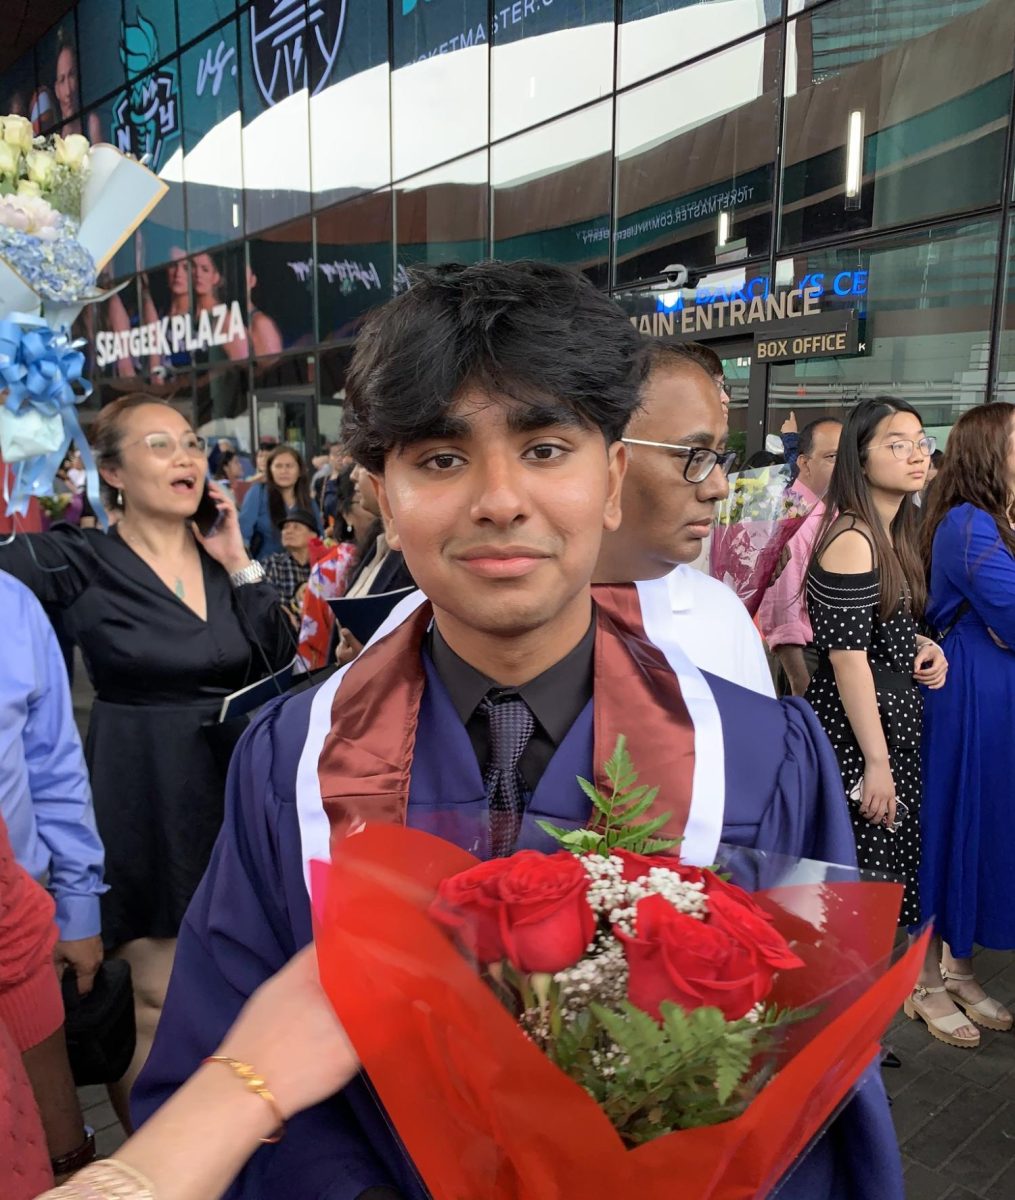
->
[480, 691, 535, 857]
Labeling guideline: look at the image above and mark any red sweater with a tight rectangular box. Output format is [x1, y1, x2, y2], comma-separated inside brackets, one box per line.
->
[0, 814, 63, 1198]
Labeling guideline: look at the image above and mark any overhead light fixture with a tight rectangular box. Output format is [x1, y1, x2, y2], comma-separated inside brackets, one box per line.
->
[717, 210, 731, 247]
[845, 109, 864, 209]
[231, 202, 240, 228]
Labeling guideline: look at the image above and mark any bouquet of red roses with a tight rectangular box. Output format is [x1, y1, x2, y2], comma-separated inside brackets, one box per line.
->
[709, 466, 814, 615]
[313, 739, 925, 1199]
[427, 740, 808, 1144]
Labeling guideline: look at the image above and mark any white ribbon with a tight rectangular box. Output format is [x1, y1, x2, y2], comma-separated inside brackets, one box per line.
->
[295, 581, 726, 891]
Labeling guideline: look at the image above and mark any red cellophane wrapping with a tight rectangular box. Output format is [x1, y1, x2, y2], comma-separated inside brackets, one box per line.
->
[313, 825, 925, 1200]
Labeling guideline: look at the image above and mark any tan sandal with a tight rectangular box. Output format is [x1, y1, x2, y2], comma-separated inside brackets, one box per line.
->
[941, 968, 1014, 1032]
[903, 985, 981, 1048]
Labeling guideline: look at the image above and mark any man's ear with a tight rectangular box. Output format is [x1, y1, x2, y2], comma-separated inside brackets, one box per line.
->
[371, 471, 401, 551]
[603, 440, 628, 533]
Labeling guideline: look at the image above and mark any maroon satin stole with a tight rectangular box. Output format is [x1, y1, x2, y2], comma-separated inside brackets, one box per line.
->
[318, 586, 695, 848]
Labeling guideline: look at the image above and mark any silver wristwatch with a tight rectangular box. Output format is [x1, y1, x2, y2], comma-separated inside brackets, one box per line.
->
[229, 560, 266, 588]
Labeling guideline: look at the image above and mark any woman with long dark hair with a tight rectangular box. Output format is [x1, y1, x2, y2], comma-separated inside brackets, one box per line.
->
[919, 404, 1015, 1035]
[238, 445, 321, 560]
[803, 398, 968, 1045]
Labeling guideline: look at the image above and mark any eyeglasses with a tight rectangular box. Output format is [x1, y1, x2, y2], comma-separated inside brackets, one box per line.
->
[880, 436, 936, 460]
[621, 438, 738, 484]
[126, 432, 207, 458]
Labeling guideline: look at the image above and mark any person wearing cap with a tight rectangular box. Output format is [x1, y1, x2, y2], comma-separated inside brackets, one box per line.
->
[262, 510, 318, 617]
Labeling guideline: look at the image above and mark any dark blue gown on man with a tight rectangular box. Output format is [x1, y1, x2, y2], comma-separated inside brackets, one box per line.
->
[134, 655, 902, 1200]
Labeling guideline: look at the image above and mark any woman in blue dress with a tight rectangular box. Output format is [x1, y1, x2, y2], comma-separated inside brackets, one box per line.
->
[239, 445, 321, 560]
[920, 403, 1015, 1034]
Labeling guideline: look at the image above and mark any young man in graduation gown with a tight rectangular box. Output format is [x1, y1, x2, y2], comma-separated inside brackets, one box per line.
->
[134, 261, 902, 1200]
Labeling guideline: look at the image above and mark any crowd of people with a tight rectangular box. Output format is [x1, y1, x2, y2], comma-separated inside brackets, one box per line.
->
[0, 258, 1013, 1199]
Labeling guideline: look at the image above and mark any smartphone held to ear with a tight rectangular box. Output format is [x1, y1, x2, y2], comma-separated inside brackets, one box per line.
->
[194, 481, 226, 538]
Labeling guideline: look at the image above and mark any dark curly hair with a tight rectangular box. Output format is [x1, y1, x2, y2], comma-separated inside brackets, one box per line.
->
[342, 260, 648, 473]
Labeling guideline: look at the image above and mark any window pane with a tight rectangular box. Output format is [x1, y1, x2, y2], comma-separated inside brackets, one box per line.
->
[77, 0, 125, 107]
[615, 33, 780, 288]
[179, 0, 237, 47]
[619, 0, 781, 89]
[996, 216, 1015, 404]
[252, 354, 316, 460]
[316, 191, 394, 343]
[318, 345, 353, 441]
[396, 152, 488, 277]
[114, 59, 185, 271]
[181, 22, 244, 250]
[492, 103, 612, 289]
[240, 4, 312, 233]
[136, 251, 194, 376]
[122, 0, 178, 76]
[767, 219, 1000, 438]
[780, 0, 1013, 248]
[194, 362, 252, 452]
[2, 52, 37, 123]
[79, 278, 141, 381]
[190, 243, 251, 363]
[391, 0, 489, 179]
[35, 16, 77, 134]
[248, 217, 316, 353]
[491, 0, 614, 141]
[311, 0, 391, 206]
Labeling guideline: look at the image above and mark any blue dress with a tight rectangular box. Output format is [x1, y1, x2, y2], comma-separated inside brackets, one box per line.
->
[921, 503, 1015, 958]
[239, 483, 322, 561]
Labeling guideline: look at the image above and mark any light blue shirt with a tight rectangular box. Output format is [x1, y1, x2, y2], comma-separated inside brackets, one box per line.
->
[0, 571, 106, 940]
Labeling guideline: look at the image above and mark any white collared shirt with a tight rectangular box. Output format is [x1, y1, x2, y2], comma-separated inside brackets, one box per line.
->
[663, 565, 776, 697]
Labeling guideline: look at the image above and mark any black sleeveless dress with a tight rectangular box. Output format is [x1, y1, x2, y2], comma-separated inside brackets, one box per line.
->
[805, 546, 922, 927]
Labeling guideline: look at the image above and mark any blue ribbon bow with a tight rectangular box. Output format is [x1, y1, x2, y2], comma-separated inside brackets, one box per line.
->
[0, 315, 106, 530]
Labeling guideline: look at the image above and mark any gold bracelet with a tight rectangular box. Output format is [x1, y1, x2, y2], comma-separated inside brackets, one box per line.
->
[36, 1159, 156, 1198]
[203, 1054, 287, 1143]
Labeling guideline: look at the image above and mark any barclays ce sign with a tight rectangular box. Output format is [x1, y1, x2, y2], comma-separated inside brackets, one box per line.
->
[656, 270, 869, 313]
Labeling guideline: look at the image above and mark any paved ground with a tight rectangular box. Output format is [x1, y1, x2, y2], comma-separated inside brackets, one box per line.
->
[68, 659, 1015, 1194]
[886, 947, 1015, 1199]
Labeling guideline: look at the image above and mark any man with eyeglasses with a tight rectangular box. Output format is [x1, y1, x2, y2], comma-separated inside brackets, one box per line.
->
[595, 341, 775, 697]
[758, 417, 843, 696]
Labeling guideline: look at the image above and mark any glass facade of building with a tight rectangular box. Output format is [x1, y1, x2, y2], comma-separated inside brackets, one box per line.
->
[3, 0, 1014, 459]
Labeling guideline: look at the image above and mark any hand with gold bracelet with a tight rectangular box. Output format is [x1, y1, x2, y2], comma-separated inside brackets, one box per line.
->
[36, 947, 357, 1200]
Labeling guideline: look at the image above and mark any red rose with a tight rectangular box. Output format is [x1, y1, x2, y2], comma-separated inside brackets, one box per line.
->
[707, 889, 804, 973]
[430, 858, 511, 964]
[497, 851, 597, 974]
[618, 893, 773, 1021]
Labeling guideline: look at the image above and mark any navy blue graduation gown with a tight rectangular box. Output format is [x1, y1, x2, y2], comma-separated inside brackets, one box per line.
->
[133, 657, 902, 1200]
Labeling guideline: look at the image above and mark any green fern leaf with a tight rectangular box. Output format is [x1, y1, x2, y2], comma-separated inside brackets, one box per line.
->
[576, 775, 612, 816]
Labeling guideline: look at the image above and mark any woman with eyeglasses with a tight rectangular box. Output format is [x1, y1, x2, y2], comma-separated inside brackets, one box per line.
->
[802, 398, 966, 1045]
[918, 405, 1015, 1039]
[0, 394, 294, 1117]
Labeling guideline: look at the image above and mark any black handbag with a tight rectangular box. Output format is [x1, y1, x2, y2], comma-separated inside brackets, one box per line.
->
[60, 959, 136, 1086]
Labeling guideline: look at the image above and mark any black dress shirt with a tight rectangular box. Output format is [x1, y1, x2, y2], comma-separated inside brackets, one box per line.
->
[428, 619, 595, 792]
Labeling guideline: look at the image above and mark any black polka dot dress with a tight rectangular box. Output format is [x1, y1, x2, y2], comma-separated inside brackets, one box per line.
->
[805, 564, 922, 927]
